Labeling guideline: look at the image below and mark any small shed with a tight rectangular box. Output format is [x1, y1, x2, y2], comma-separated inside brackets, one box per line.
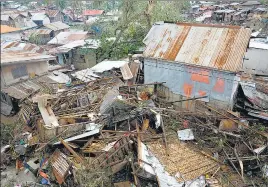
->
[46, 9, 64, 23]
[143, 22, 251, 110]
[49, 39, 100, 70]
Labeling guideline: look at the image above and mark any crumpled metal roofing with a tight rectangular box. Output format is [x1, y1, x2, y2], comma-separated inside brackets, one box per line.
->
[44, 21, 70, 31]
[143, 22, 251, 72]
[1, 75, 58, 99]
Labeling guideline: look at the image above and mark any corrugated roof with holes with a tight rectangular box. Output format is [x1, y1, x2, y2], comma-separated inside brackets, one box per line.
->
[143, 22, 251, 72]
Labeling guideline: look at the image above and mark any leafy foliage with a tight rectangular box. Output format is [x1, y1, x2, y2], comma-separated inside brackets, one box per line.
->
[88, 0, 190, 61]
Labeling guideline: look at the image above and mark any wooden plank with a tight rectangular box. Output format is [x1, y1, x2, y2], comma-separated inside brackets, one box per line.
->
[81, 137, 94, 149]
[60, 138, 84, 163]
[136, 123, 142, 166]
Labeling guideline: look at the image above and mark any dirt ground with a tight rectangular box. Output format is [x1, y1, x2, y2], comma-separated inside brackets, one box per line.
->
[1, 165, 37, 187]
[1, 114, 18, 125]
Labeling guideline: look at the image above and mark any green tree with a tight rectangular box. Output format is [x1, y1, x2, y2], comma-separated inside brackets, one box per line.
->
[93, 0, 190, 61]
[55, 0, 67, 11]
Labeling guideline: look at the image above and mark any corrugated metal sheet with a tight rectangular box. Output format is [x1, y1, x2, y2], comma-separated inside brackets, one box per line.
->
[72, 60, 129, 82]
[2, 41, 46, 54]
[48, 31, 88, 45]
[1, 51, 55, 65]
[1, 75, 58, 99]
[51, 150, 70, 185]
[25, 29, 52, 36]
[44, 21, 70, 31]
[143, 23, 251, 72]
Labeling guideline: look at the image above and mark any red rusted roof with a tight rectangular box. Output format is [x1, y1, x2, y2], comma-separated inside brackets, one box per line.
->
[143, 22, 251, 72]
[83, 10, 104, 16]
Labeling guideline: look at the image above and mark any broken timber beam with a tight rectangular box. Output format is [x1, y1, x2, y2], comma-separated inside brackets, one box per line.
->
[59, 138, 84, 163]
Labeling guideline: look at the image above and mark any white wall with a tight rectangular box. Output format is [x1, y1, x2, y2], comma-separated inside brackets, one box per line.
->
[243, 48, 268, 75]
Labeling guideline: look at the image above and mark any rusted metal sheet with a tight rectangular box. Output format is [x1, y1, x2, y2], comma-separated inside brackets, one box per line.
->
[143, 23, 251, 72]
[51, 150, 70, 184]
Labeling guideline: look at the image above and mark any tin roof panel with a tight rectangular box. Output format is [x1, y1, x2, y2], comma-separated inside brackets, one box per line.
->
[143, 23, 251, 72]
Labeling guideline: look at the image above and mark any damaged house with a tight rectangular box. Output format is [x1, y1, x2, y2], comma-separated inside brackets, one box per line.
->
[23, 21, 70, 45]
[1, 42, 56, 115]
[143, 22, 251, 110]
[49, 39, 100, 70]
[47, 31, 99, 69]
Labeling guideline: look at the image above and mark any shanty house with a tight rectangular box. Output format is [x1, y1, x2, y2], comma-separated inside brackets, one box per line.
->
[1, 15, 15, 27]
[1, 42, 56, 115]
[23, 29, 53, 44]
[49, 39, 100, 70]
[1, 42, 55, 86]
[46, 9, 64, 23]
[143, 22, 251, 110]
[43, 21, 70, 37]
[11, 13, 27, 28]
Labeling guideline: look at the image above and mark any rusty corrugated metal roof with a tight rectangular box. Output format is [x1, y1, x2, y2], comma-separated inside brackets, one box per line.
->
[143, 22, 251, 72]
[46, 9, 61, 18]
